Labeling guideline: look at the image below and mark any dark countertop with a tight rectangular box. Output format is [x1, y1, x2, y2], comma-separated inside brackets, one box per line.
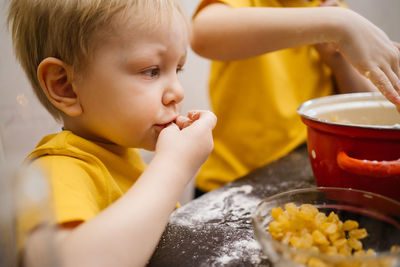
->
[148, 144, 315, 267]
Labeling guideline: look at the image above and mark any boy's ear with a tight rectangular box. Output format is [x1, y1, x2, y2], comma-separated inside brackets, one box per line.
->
[37, 57, 82, 117]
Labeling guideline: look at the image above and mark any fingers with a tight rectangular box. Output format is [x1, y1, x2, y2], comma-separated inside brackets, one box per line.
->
[174, 110, 217, 131]
[368, 68, 400, 105]
[175, 115, 192, 130]
[391, 42, 400, 77]
[187, 110, 200, 121]
[188, 110, 217, 129]
[362, 40, 400, 106]
[387, 69, 400, 94]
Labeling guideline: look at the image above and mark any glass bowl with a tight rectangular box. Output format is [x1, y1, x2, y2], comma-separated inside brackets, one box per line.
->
[252, 187, 400, 267]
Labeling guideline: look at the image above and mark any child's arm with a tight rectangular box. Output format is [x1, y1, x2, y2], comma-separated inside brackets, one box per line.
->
[24, 111, 217, 267]
[314, 0, 376, 94]
[191, 4, 400, 108]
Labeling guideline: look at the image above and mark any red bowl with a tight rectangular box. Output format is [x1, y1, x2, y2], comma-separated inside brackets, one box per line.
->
[297, 93, 400, 201]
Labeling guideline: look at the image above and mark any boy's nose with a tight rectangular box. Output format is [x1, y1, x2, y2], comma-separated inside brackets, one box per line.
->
[162, 78, 184, 106]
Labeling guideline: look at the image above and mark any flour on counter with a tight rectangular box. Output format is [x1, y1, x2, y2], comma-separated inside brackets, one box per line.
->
[212, 237, 263, 266]
[168, 184, 267, 266]
[170, 184, 261, 227]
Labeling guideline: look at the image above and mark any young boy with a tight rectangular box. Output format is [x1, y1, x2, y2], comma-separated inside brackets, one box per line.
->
[7, 0, 216, 266]
[190, 0, 400, 195]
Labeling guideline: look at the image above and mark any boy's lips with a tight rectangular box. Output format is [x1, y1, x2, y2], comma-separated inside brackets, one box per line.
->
[154, 117, 178, 131]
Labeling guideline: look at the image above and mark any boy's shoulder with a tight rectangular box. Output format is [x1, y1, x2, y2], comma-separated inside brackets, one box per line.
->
[25, 130, 94, 162]
[24, 130, 106, 182]
[24, 130, 146, 182]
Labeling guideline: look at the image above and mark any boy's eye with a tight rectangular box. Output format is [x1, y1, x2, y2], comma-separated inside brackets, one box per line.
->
[176, 66, 184, 74]
[142, 68, 160, 78]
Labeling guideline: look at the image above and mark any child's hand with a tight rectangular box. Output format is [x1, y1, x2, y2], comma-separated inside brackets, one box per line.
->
[334, 9, 400, 108]
[155, 110, 217, 175]
[319, 0, 400, 111]
[174, 111, 201, 130]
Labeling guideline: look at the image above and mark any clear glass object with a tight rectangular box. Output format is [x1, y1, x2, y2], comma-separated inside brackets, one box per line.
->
[0, 164, 59, 267]
[0, 92, 60, 266]
[253, 187, 400, 267]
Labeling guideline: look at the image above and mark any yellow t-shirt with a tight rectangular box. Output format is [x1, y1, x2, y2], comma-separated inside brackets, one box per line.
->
[24, 130, 146, 224]
[195, 0, 335, 192]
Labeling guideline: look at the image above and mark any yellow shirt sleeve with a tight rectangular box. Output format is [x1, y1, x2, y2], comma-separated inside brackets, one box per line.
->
[24, 131, 146, 225]
[31, 155, 106, 224]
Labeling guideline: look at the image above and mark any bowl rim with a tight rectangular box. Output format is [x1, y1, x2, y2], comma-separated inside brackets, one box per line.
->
[297, 92, 400, 131]
[253, 187, 400, 263]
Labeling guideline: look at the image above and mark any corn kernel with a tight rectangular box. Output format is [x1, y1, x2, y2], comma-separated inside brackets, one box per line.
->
[336, 220, 343, 231]
[333, 238, 347, 247]
[312, 230, 329, 245]
[321, 222, 337, 235]
[277, 213, 290, 229]
[338, 243, 352, 256]
[300, 204, 319, 216]
[302, 233, 314, 248]
[271, 206, 283, 220]
[285, 202, 298, 216]
[327, 211, 339, 223]
[297, 210, 314, 221]
[290, 236, 303, 248]
[269, 220, 283, 233]
[343, 220, 359, 231]
[300, 228, 310, 236]
[314, 212, 327, 227]
[348, 238, 363, 251]
[328, 232, 341, 243]
[267, 203, 398, 267]
[349, 228, 367, 240]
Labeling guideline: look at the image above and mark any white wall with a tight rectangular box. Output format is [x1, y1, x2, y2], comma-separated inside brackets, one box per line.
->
[0, 3, 61, 164]
[346, 0, 400, 42]
[1, 0, 399, 203]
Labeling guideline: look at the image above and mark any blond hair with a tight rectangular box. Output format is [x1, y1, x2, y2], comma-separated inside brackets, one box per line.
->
[7, 0, 188, 121]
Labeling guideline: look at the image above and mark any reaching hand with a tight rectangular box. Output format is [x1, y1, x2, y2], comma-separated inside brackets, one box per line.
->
[319, 0, 400, 111]
[334, 9, 400, 108]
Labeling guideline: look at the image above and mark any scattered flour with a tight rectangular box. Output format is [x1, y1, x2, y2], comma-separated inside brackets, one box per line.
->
[212, 238, 263, 266]
[169, 184, 267, 266]
[170, 185, 261, 227]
